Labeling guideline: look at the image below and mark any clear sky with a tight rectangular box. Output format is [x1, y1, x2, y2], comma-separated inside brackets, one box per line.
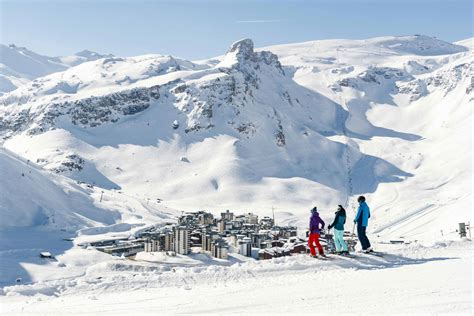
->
[0, 0, 472, 59]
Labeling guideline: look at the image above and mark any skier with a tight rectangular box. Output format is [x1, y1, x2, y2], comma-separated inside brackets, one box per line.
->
[308, 206, 326, 258]
[328, 205, 349, 254]
[354, 195, 372, 253]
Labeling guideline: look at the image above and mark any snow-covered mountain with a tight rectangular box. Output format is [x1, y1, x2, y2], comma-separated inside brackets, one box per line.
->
[1, 35, 471, 239]
[0, 33, 472, 313]
[0, 44, 112, 95]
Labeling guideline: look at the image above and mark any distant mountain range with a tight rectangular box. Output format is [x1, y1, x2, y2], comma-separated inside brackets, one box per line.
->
[0, 44, 113, 95]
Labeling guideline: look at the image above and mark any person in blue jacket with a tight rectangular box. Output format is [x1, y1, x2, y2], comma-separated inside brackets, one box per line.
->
[354, 196, 372, 252]
[328, 205, 348, 254]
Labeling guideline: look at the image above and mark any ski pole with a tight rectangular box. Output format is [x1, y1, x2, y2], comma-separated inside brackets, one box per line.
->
[350, 223, 356, 247]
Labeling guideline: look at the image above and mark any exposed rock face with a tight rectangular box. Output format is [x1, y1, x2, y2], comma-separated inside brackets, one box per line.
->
[424, 62, 473, 94]
[167, 39, 292, 146]
[51, 154, 85, 173]
[1, 37, 470, 152]
[0, 85, 161, 136]
[334, 61, 473, 102]
[0, 39, 292, 147]
[337, 67, 411, 88]
[395, 80, 428, 101]
[228, 39, 256, 63]
[222, 38, 284, 74]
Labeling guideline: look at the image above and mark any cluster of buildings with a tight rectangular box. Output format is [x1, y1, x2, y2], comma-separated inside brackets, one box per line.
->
[139, 210, 305, 260]
[91, 210, 309, 260]
[89, 209, 356, 260]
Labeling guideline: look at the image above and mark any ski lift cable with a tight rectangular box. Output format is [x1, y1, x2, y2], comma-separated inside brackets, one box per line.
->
[335, 47, 355, 215]
[303, 40, 356, 215]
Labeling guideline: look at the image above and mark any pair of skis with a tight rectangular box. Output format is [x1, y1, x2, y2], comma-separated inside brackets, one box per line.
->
[329, 250, 385, 259]
[335, 224, 385, 258]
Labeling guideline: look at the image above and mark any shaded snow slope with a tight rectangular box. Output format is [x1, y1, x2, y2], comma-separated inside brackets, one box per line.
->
[0, 147, 178, 286]
[0, 148, 119, 229]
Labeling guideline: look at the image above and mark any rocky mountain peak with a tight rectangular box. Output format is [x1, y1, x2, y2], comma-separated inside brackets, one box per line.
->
[219, 38, 283, 74]
[227, 38, 255, 60]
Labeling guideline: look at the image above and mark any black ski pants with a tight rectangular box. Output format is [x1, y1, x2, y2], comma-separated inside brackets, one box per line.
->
[357, 224, 371, 250]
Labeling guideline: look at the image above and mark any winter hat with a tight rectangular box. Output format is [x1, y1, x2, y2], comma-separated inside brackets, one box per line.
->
[311, 206, 318, 214]
[357, 196, 366, 203]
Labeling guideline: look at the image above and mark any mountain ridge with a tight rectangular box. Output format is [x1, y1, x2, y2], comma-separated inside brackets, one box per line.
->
[0, 43, 113, 95]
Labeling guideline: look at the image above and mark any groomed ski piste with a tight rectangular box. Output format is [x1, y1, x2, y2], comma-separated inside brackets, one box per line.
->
[0, 35, 473, 314]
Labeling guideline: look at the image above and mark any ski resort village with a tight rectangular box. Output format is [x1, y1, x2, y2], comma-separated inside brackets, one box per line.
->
[0, 0, 473, 314]
[84, 209, 350, 261]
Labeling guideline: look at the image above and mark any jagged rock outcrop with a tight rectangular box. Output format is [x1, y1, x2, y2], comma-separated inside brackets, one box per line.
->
[0, 85, 161, 136]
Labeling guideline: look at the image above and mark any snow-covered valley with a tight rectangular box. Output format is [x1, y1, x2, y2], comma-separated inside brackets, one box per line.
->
[0, 34, 472, 313]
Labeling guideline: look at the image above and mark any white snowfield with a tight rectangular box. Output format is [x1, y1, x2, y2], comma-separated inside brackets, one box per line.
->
[1, 241, 472, 314]
[0, 35, 472, 314]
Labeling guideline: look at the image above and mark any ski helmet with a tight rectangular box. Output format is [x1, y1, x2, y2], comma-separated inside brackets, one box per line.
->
[357, 196, 366, 203]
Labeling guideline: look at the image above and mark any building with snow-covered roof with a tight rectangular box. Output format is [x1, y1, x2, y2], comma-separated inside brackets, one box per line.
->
[258, 247, 289, 260]
[270, 226, 297, 238]
[211, 238, 229, 259]
[198, 211, 214, 225]
[102, 243, 144, 257]
[144, 239, 160, 252]
[164, 231, 174, 251]
[244, 212, 259, 224]
[289, 243, 308, 255]
[174, 226, 190, 255]
[202, 232, 220, 252]
[259, 216, 274, 229]
[221, 210, 234, 221]
[239, 237, 252, 257]
[250, 232, 269, 247]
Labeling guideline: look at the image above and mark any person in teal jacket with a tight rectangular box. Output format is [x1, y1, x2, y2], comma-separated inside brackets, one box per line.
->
[328, 205, 348, 254]
[354, 196, 372, 252]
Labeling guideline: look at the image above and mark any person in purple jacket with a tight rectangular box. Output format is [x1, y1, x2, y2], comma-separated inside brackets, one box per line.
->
[308, 206, 326, 257]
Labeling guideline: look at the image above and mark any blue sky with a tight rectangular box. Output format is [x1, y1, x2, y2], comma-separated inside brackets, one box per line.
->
[0, 0, 472, 59]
